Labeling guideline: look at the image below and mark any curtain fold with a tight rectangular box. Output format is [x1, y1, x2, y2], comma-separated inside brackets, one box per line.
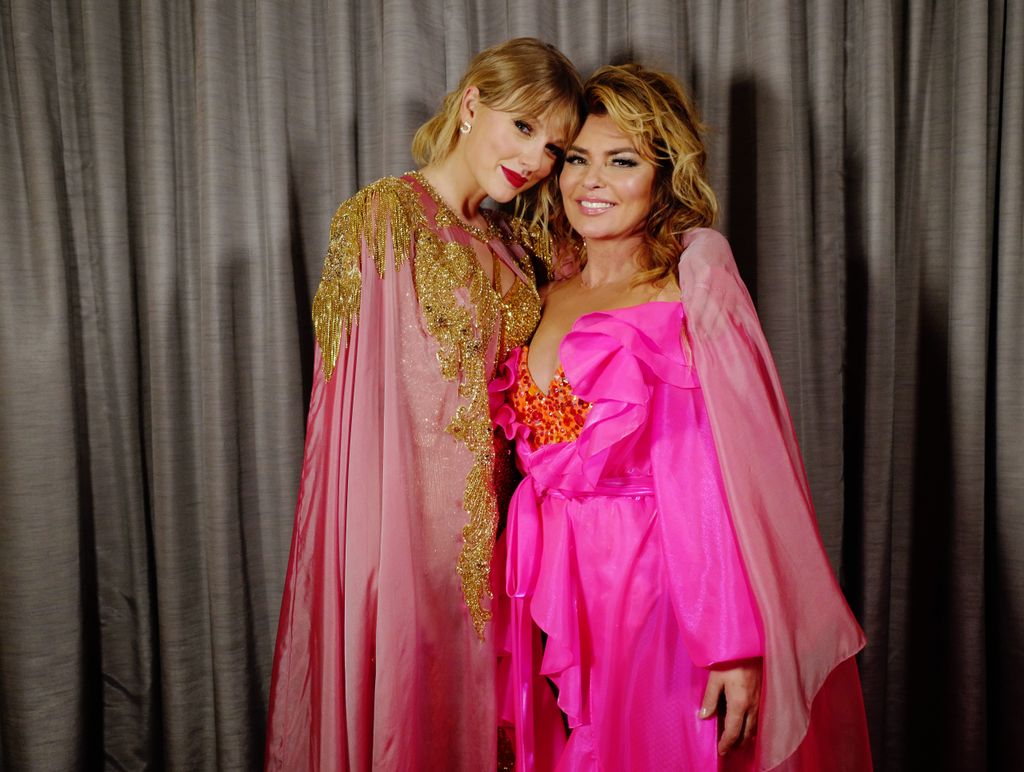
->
[986, 0, 1023, 765]
[0, 1, 1020, 769]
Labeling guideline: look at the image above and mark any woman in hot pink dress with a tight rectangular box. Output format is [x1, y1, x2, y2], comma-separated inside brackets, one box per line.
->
[493, 65, 872, 770]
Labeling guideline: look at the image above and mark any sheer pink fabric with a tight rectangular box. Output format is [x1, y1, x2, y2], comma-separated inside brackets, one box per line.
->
[265, 177, 533, 771]
[494, 230, 871, 771]
[678, 230, 870, 770]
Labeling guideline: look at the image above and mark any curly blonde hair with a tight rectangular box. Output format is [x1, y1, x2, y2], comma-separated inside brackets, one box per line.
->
[552, 64, 718, 284]
[412, 38, 584, 232]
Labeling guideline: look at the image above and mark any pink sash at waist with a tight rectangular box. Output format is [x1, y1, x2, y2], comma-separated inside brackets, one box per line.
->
[542, 475, 654, 499]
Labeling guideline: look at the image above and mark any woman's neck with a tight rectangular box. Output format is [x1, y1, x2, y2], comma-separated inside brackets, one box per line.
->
[418, 153, 487, 222]
[579, 237, 645, 287]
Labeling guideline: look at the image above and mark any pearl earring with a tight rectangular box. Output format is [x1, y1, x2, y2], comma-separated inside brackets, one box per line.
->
[459, 121, 472, 135]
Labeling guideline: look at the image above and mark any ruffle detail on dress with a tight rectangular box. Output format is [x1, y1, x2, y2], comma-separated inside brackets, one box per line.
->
[498, 302, 703, 742]
[490, 348, 531, 447]
[571, 304, 694, 484]
[493, 304, 694, 483]
[525, 501, 586, 726]
[564, 304, 696, 400]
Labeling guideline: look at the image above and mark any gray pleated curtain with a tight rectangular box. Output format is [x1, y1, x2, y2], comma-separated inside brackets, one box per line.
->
[0, 1, 1020, 769]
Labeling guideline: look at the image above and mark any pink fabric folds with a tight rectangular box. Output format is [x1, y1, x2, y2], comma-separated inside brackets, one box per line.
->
[266, 176, 538, 771]
[496, 304, 765, 770]
[494, 229, 871, 771]
[678, 229, 871, 770]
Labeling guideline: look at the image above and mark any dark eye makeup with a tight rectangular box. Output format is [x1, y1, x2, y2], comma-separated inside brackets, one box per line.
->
[563, 151, 640, 168]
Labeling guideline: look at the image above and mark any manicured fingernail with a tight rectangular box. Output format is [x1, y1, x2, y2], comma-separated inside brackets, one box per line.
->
[698, 707, 710, 719]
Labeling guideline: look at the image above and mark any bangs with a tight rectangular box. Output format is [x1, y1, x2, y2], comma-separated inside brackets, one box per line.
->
[488, 85, 581, 144]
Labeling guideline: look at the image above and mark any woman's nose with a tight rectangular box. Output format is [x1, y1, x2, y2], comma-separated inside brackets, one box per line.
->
[582, 163, 604, 188]
[520, 142, 546, 174]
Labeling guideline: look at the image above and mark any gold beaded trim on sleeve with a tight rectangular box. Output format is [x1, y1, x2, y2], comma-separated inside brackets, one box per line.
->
[311, 177, 419, 381]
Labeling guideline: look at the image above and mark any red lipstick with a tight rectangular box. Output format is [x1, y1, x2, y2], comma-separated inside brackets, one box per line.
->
[501, 166, 527, 188]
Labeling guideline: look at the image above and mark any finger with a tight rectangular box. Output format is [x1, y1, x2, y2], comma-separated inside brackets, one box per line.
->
[741, 708, 759, 746]
[699, 675, 722, 720]
[718, 702, 746, 755]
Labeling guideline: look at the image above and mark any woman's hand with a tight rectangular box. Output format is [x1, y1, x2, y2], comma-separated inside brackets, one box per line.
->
[699, 658, 763, 755]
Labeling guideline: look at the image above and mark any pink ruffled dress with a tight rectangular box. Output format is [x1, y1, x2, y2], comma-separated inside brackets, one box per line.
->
[492, 229, 872, 771]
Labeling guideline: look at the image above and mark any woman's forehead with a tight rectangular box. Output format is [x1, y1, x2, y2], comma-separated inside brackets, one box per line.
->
[573, 114, 638, 148]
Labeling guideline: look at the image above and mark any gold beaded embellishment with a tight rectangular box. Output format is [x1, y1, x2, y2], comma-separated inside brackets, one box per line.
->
[411, 200, 540, 638]
[312, 177, 419, 381]
[508, 216, 554, 277]
[510, 346, 593, 449]
[311, 174, 541, 638]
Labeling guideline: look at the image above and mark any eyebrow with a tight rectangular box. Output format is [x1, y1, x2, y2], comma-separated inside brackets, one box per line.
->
[531, 117, 567, 146]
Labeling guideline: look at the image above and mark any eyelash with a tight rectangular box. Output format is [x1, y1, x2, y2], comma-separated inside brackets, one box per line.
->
[516, 120, 563, 159]
[564, 154, 638, 167]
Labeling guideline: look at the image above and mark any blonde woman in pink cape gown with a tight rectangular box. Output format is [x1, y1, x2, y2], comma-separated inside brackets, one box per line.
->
[265, 39, 583, 771]
[493, 65, 873, 770]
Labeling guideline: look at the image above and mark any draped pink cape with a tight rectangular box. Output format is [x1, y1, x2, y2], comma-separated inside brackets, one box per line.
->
[495, 229, 872, 770]
[265, 176, 541, 771]
[678, 229, 870, 769]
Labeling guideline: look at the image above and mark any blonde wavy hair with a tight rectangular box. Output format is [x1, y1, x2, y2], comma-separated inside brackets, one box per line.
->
[412, 38, 584, 232]
[553, 64, 718, 285]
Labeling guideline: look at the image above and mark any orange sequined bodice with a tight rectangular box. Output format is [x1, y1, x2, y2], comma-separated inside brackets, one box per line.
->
[509, 346, 593, 449]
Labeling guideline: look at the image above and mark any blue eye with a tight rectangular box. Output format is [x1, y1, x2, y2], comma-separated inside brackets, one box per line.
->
[514, 120, 532, 135]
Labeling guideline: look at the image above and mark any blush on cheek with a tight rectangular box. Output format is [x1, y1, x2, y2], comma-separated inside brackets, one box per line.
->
[558, 175, 575, 199]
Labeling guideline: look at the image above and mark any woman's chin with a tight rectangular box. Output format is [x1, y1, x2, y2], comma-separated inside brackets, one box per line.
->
[485, 185, 529, 205]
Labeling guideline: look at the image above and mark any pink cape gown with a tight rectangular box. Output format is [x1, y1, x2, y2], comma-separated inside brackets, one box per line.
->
[265, 174, 544, 770]
[493, 229, 872, 771]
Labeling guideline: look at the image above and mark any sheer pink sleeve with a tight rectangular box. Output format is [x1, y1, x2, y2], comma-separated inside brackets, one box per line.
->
[679, 229, 871, 770]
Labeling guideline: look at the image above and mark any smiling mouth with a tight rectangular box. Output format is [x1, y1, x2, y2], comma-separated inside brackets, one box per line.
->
[501, 166, 527, 188]
[578, 200, 614, 213]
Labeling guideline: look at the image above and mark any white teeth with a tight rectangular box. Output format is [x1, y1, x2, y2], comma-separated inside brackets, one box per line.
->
[580, 201, 613, 210]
